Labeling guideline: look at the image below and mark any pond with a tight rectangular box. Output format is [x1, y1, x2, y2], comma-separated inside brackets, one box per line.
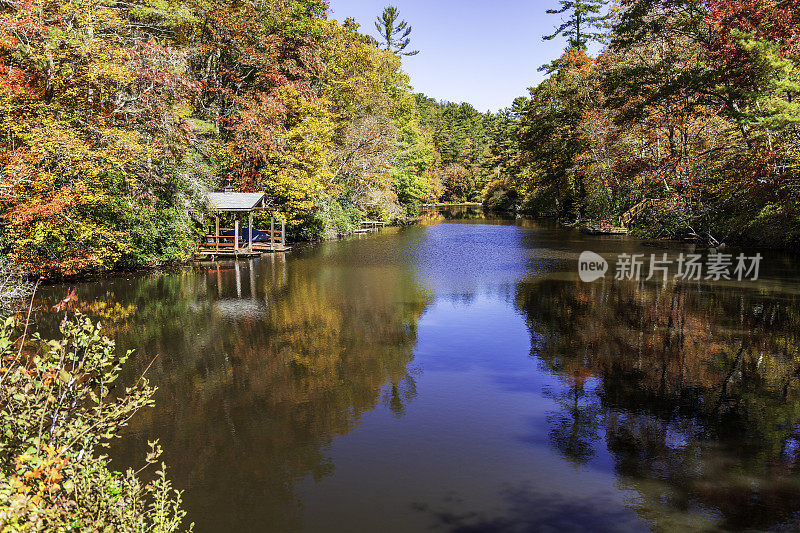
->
[35, 209, 800, 532]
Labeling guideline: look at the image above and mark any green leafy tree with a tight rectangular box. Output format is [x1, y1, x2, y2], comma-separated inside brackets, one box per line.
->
[375, 6, 419, 56]
[393, 107, 439, 207]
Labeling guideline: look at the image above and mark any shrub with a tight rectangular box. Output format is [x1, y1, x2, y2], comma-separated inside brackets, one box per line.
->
[0, 314, 191, 531]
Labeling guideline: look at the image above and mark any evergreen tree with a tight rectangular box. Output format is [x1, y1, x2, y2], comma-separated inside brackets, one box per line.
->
[375, 6, 419, 56]
[542, 0, 610, 49]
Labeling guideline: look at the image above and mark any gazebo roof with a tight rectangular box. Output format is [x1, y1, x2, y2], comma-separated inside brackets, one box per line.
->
[206, 192, 274, 212]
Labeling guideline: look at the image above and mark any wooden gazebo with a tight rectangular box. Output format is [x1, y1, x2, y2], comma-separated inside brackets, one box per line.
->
[197, 191, 289, 257]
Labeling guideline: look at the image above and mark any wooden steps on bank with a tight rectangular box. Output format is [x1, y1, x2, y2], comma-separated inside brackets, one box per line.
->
[580, 198, 658, 236]
[618, 198, 658, 227]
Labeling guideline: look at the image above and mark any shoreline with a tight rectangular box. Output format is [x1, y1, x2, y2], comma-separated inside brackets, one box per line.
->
[484, 206, 800, 252]
[25, 208, 800, 284]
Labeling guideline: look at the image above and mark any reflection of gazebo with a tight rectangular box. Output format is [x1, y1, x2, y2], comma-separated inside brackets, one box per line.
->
[197, 191, 289, 257]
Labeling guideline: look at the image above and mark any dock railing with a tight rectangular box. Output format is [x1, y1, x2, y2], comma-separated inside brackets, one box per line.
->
[198, 222, 286, 254]
[354, 220, 387, 234]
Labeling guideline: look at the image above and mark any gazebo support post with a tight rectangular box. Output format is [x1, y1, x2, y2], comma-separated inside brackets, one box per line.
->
[247, 211, 253, 251]
[215, 216, 219, 252]
[270, 215, 275, 251]
[234, 219, 239, 252]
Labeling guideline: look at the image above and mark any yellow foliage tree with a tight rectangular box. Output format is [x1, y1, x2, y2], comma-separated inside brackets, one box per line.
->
[253, 86, 335, 228]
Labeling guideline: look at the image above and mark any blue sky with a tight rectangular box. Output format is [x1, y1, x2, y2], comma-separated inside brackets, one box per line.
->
[328, 0, 573, 113]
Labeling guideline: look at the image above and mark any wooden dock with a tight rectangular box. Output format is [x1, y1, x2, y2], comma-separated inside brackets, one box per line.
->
[193, 249, 262, 259]
[195, 229, 291, 258]
[196, 220, 290, 259]
[581, 223, 628, 235]
[421, 202, 483, 208]
[196, 189, 291, 260]
[193, 243, 291, 259]
[353, 220, 387, 234]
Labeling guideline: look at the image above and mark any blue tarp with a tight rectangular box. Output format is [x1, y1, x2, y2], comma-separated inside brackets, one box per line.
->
[220, 228, 272, 243]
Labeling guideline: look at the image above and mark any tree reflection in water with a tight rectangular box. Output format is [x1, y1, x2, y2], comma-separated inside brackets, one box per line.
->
[416, 483, 646, 532]
[35, 248, 431, 533]
[517, 276, 800, 530]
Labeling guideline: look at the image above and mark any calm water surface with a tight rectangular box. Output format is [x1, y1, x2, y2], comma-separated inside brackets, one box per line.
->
[36, 210, 800, 532]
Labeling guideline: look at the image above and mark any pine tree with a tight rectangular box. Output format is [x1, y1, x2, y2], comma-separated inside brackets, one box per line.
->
[375, 6, 419, 56]
[542, 0, 610, 49]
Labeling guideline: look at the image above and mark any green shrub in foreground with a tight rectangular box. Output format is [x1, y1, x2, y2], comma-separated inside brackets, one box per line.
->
[0, 314, 191, 532]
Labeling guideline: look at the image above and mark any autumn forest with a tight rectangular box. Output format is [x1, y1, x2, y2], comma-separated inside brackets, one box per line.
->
[3, 2, 800, 531]
[1, 0, 798, 276]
